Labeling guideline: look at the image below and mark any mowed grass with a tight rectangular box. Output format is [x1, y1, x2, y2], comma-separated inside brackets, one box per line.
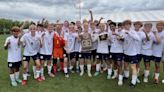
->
[0, 35, 164, 92]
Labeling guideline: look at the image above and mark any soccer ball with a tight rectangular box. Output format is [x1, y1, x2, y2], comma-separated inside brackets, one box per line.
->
[162, 79, 164, 83]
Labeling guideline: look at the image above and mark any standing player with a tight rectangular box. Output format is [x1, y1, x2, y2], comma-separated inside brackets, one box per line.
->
[4, 26, 22, 86]
[52, 23, 67, 77]
[141, 23, 160, 83]
[152, 22, 164, 83]
[122, 20, 140, 87]
[21, 25, 43, 85]
[94, 23, 110, 77]
[64, 24, 78, 77]
[79, 22, 93, 77]
[39, 23, 55, 79]
[109, 22, 124, 85]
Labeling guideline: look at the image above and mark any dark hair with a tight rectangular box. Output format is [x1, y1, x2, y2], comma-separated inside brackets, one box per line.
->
[71, 22, 75, 25]
[37, 24, 44, 27]
[109, 22, 116, 26]
[117, 23, 122, 27]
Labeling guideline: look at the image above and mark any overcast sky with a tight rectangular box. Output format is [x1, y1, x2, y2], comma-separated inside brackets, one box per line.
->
[0, 0, 164, 22]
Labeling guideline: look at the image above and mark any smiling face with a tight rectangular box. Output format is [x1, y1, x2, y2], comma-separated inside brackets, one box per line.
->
[11, 26, 20, 38]
[144, 23, 152, 32]
[47, 24, 54, 32]
[29, 24, 37, 33]
[156, 22, 164, 32]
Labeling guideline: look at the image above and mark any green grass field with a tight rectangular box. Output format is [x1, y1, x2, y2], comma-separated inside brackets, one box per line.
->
[0, 35, 164, 92]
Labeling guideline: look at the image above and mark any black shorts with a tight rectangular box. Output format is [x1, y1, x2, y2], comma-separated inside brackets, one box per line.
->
[39, 54, 52, 61]
[142, 55, 153, 62]
[23, 54, 40, 62]
[96, 53, 109, 60]
[111, 53, 123, 62]
[152, 56, 161, 62]
[8, 61, 22, 68]
[124, 55, 138, 64]
[63, 50, 68, 58]
[91, 49, 97, 57]
[70, 52, 79, 60]
[137, 54, 142, 62]
[79, 53, 91, 59]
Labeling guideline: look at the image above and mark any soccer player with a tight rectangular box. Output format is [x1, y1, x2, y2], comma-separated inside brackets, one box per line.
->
[133, 21, 144, 83]
[122, 20, 140, 87]
[78, 22, 92, 77]
[94, 23, 110, 77]
[20, 24, 43, 85]
[52, 23, 66, 77]
[152, 22, 164, 83]
[4, 26, 22, 86]
[109, 22, 124, 86]
[141, 23, 160, 83]
[39, 23, 55, 79]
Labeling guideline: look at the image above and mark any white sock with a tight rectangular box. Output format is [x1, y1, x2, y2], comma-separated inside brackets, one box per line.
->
[113, 69, 118, 76]
[76, 61, 79, 70]
[15, 72, 20, 80]
[124, 70, 129, 78]
[80, 65, 84, 73]
[108, 68, 112, 76]
[87, 64, 91, 73]
[41, 68, 44, 77]
[131, 74, 137, 85]
[96, 64, 101, 72]
[47, 65, 52, 74]
[155, 73, 160, 79]
[23, 73, 27, 80]
[33, 66, 36, 75]
[144, 70, 149, 78]
[118, 74, 123, 81]
[10, 74, 15, 82]
[36, 70, 40, 78]
[64, 67, 68, 74]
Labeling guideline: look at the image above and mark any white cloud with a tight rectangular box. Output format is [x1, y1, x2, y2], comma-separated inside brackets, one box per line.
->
[0, 0, 163, 22]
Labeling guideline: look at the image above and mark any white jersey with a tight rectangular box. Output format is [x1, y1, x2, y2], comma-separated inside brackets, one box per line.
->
[141, 31, 156, 56]
[74, 32, 81, 52]
[90, 28, 99, 50]
[136, 30, 146, 54]
[96, 31, 109, 54]
[21, 32, 41, 56]
[39, 30, 54, 55]
[152, 31, 164, 57]
[108, 29, 112, 46]
[109, 30, 125, 53]
[64, 32, 78, 53]
[123, 29, 140, 56]
[4, 36, 22, 62]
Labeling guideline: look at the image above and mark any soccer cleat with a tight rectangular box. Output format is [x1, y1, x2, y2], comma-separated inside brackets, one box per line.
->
[48, 73, 55, 78]
[16, 79, 22, 83]
[143, 77, 148, 83]
[36, 77, 43, 82]
[11, 81, 18, 87]
[88, 72, 92, 77]
[136, 78, 140, 83]
[80, 72, 84, 76]
[129, 83, 136, 88]
[107, 75, 111, 79]
[111, 75, 117, 79]
[65, 74, 69, 78]
[94, 72, 100, 77]
[41, 76, 45, 81]
[118, 80, 123, 86]
[22, 80, 27, 86]
[154, 78, 159, 84]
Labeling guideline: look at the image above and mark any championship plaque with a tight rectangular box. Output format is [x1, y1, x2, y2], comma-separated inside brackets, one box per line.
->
[99, 34, 108, 41]
[81, 32, 92, 51]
